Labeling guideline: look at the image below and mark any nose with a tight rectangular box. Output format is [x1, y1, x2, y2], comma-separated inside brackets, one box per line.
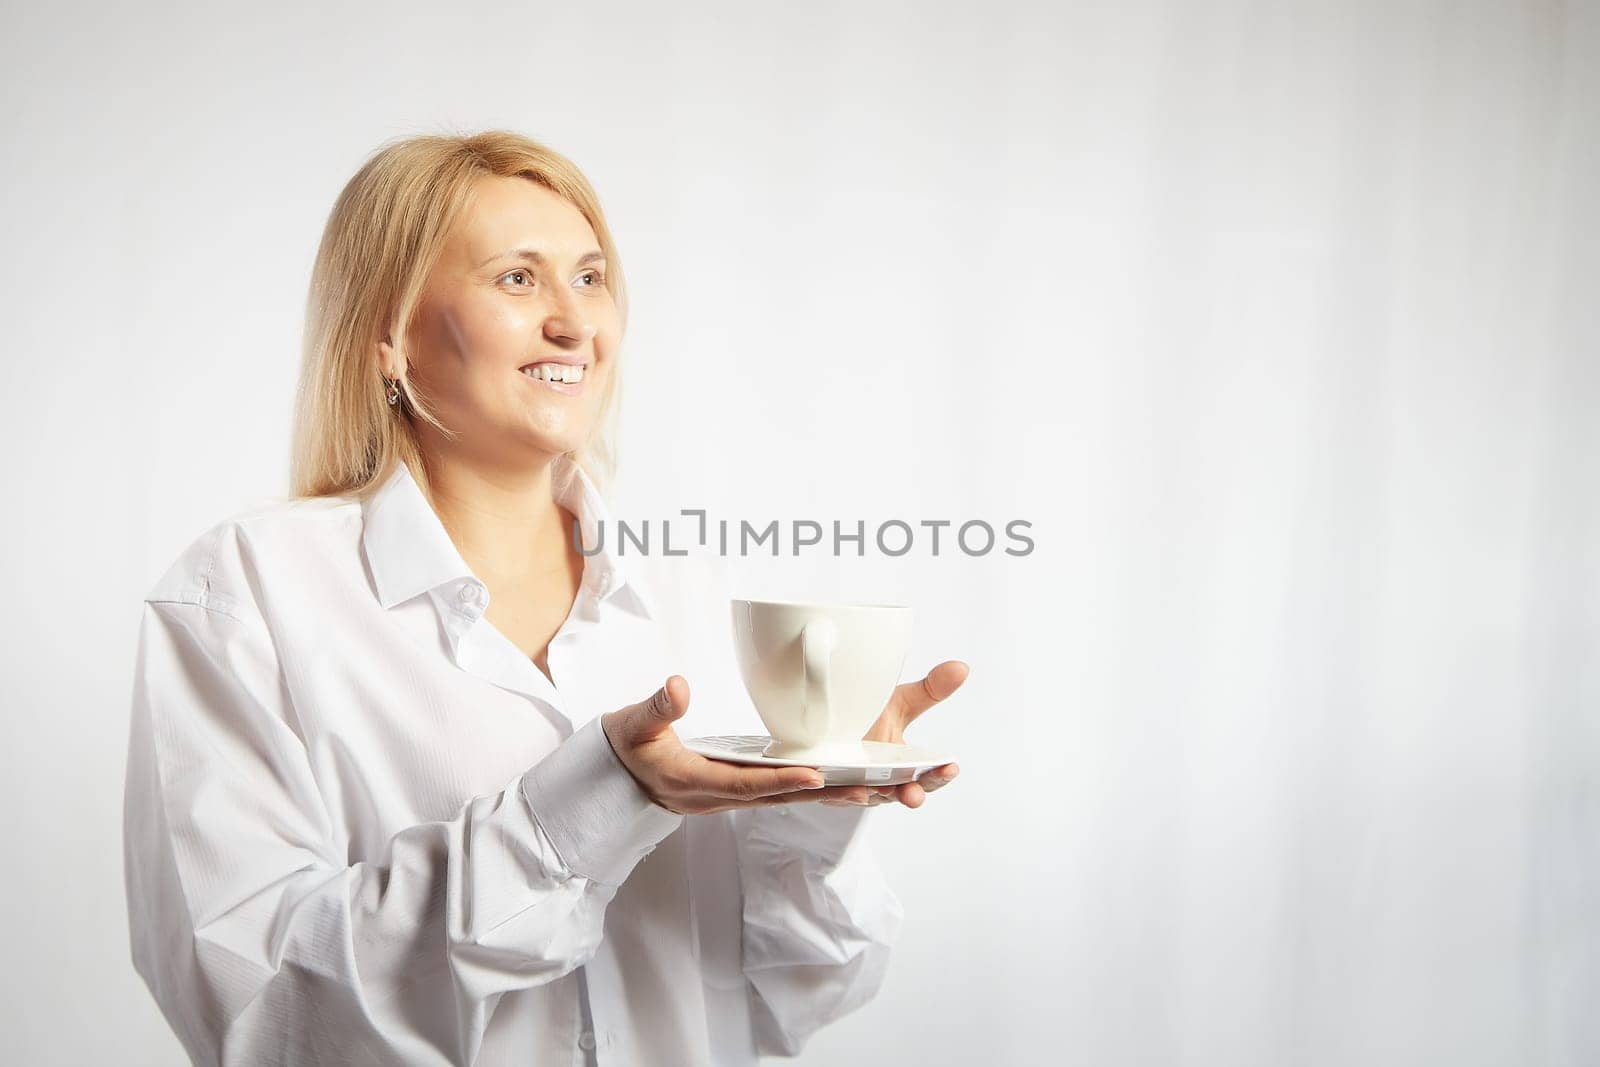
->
[543, 287, 597, 346]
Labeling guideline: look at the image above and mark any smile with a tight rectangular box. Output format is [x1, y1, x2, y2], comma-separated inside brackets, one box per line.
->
[519, 361, 587, 397]
[520, 362, 586, 383]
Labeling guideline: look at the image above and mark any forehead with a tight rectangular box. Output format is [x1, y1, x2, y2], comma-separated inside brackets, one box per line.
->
[450, 174, 598, 263]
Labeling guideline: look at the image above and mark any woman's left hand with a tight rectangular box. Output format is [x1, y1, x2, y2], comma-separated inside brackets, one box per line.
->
[821, 660, 968, 810]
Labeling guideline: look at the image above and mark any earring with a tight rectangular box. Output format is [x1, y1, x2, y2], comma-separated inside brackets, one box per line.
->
[385, 376, 401, 406]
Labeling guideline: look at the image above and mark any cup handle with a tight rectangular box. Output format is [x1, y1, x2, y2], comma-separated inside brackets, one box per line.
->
[801, 618, 837, 742]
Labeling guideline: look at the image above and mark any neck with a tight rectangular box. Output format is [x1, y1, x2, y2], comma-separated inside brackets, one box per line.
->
[417, 447, 577, 588]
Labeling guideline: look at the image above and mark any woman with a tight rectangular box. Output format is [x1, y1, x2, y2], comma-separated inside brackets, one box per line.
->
[122, 130, 965, 1066]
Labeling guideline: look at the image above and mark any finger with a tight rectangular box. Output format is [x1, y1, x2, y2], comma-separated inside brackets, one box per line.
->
[890, 660, 970, 724]
[624, 675, 690, 742]
[758, 784, 872, 806]
[820, 786, 901, 807]
[917, 763, 961, 794]
[702, 760, 825, 800]
[896, 781, 927, 808]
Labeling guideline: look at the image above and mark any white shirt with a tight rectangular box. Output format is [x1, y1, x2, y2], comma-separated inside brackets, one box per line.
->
[122, 456, 903, 1066]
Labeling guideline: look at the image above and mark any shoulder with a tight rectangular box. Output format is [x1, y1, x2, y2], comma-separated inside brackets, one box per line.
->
[144, 494, 362, 619]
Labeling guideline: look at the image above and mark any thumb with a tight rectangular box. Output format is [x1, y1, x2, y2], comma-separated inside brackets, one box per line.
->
[626, 674, 690, 741]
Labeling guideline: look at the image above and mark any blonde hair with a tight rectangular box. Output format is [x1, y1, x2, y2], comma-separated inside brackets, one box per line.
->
[288, 129, 628, 505]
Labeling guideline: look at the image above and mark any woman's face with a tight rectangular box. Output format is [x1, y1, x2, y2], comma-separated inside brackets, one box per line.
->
[382, 174, 620, 469]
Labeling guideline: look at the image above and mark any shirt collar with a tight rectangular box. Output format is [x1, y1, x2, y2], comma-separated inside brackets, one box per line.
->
[360, 455, 654, 620]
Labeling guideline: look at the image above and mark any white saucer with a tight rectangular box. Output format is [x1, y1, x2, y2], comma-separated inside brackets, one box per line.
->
[683, 734, 953, 786]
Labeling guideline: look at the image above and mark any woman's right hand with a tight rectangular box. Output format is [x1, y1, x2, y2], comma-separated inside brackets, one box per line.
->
[601, 675, 887, 814]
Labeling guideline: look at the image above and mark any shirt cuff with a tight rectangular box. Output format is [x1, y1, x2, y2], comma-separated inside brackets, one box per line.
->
[744, 799, 872, 866]
[520, 716, 683, 886]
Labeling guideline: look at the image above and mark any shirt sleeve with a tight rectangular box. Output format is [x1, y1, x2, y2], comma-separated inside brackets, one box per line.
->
[122, 596, 682, 1067]
[733, 801, 905, 1056]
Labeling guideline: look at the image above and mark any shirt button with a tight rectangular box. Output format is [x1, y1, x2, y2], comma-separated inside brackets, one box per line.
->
[578, 1030, 596, 1051]
[457, 583, 481, 606]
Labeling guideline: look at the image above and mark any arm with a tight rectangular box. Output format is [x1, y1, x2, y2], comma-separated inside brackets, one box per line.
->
[122, 598, 681, 1067]
[733, 802, 904, 1057]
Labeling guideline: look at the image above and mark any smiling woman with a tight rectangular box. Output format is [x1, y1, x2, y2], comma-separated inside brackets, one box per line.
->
[290, 135, 630, 506]
[122, 129, 964, 1067]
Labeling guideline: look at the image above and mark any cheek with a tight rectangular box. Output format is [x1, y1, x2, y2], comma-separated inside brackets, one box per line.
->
[592, 330, 623, 396]
[415, 299, 531, 377]
[456, 302, 536, 365]
[596, 329, 618, 363]
[593, 313, 624, 364]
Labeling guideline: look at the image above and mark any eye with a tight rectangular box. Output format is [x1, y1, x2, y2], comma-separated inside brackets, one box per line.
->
[500, 269, 534, 287]
[577, 269, 605, 287]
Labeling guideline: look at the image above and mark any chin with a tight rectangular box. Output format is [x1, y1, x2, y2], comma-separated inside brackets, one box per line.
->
[510, 407, 596, 461]
[522, 430, 589, 459]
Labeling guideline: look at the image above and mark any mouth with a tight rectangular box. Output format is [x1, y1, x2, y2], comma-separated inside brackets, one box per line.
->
[519, 360, 589, 396]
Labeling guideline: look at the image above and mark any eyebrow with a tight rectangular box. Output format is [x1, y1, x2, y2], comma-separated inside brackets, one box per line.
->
[477, 248, 606, 270]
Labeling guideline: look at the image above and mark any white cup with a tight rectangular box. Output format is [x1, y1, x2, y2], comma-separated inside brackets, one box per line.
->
[731, 598, 914, 762]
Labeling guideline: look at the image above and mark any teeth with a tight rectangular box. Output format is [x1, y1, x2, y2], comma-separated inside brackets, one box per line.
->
[521, 363, 585, 383]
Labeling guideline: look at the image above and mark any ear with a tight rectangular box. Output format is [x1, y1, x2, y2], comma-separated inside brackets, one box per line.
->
[377, 334, 401, 380]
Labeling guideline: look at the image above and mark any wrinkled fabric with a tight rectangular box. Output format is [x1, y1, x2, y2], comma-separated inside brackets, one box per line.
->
[123, 456, 903, 1066]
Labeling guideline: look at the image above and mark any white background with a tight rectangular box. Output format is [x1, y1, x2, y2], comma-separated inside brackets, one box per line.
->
[3, 1, 1596, 1064]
